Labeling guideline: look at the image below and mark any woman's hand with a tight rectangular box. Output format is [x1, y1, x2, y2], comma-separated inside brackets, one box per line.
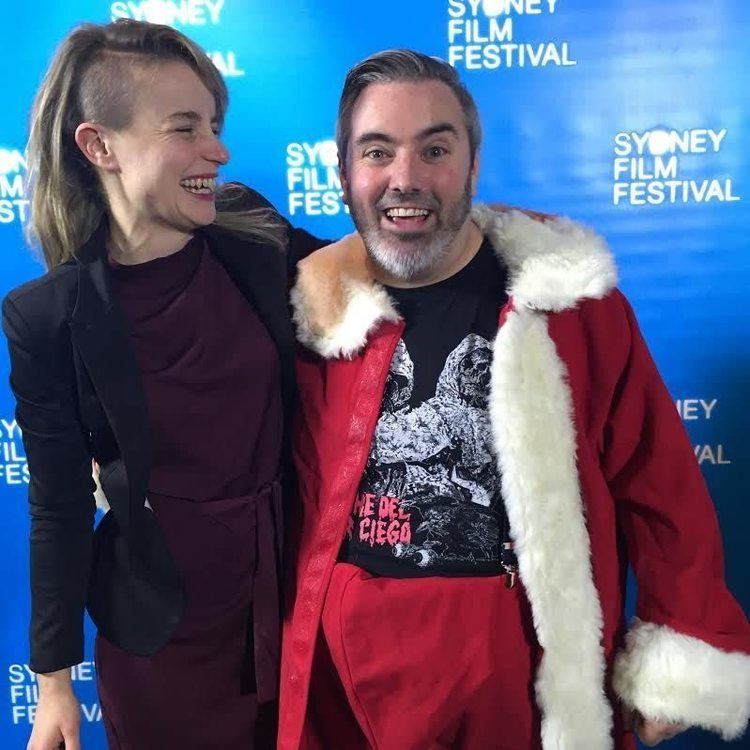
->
[487, 202, 556, 223]
[27, 670, 81, 750]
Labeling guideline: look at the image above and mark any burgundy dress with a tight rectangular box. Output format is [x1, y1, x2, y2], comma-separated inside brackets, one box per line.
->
[96, 235, 282, 749]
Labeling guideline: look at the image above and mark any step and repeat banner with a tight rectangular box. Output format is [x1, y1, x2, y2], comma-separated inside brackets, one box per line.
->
[0, 1, 748, 748]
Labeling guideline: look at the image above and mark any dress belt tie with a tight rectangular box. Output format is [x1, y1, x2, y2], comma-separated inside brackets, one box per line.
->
[249, 479, 283, 705]
[196, 479, 283, 705]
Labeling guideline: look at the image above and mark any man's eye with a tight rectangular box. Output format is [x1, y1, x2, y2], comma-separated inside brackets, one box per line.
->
[365, 149, 386, 160]
[175, 127, 194, 133]
[426, 146, 447, 158]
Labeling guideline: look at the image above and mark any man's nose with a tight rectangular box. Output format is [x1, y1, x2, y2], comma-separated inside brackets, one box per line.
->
[388, 151, 425, 194]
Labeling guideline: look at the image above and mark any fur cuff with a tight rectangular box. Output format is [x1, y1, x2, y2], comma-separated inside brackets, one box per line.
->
[613, 619, 750, 740]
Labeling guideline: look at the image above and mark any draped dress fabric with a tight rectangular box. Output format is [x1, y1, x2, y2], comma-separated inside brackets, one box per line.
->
[95, 235, 282, 749]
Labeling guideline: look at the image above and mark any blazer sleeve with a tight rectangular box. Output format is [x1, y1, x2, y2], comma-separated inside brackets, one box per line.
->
[286, 227, 330, 276]
[2, 294, 96, 673]
[216, 181, 329, 276]
[599, 291, 750, 739]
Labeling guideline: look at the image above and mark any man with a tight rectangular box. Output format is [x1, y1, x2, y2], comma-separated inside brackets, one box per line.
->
[279, 50, 750, 750]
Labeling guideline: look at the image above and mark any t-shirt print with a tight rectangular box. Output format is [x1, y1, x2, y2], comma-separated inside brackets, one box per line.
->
[342, 333, 507, 577]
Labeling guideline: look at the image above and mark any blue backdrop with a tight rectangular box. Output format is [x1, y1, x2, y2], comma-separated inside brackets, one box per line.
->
[0, 1, 747, 748]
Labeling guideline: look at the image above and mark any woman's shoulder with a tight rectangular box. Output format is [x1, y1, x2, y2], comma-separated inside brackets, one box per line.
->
[2, 260, 78, 338]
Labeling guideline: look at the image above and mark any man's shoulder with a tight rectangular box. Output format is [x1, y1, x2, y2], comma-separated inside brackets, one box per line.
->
[544, 289, 638, 382]
[549, 288, 632, 330]
[473, 204, 618, 313]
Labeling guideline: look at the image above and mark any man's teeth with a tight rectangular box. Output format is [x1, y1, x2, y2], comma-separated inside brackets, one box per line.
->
[180, 177, 216, 193]
[385, 207, 430, 218]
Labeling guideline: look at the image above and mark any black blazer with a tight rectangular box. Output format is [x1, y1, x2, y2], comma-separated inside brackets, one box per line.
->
[1, 190, 322, 673]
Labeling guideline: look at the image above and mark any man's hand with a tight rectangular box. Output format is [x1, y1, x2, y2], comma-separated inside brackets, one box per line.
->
[624, 706, 686, 746]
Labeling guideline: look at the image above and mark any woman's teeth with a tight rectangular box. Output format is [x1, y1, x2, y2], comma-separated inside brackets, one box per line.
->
[180, 177, 216, 194]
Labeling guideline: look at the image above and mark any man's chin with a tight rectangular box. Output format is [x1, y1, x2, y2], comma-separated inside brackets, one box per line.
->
[364, 236, 446, 281]
[385, 230, 430, 244]
[365, 229, 432, 255]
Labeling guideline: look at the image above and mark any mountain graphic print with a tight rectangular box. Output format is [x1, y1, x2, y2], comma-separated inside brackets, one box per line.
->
[342, 334, 508, 577]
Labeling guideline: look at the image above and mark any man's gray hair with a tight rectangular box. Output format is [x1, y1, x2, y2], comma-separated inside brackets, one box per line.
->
[336, 49, 482, 170]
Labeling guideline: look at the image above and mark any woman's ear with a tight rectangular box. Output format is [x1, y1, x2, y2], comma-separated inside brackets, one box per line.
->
[74, 123, 120, 172]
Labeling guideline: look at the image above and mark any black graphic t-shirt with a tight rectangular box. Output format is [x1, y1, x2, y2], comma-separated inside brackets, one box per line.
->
[340, 239, 511, 577]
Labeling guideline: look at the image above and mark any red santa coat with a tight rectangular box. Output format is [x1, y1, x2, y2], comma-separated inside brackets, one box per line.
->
[280, 205, 750, 750]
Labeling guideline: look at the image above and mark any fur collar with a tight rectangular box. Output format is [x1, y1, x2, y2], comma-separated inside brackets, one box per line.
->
[291, 204, 618, 358]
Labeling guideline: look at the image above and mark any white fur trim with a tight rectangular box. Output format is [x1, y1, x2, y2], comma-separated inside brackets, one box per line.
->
[472, 205, 618, 312]
[490, 308, 612, 749]
[613, 619, 750, 740]
[291, 205, 618, 358]
[290, 278, 399, 359]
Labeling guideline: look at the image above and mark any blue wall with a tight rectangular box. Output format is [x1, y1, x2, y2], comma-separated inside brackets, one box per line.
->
[0, 2, 747, 747]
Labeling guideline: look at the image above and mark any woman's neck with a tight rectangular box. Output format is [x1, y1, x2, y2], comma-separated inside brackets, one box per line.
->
[106, 219, 193, 266]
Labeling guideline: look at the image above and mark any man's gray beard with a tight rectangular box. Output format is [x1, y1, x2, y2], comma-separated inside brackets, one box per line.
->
[362, 226, 454, 281]
[353, 189, 472, 282]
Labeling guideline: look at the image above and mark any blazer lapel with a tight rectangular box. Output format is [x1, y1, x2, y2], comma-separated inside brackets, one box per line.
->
[69, 227, 151, 535]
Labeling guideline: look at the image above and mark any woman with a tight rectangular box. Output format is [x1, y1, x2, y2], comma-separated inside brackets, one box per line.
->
[2, 19, 324, 750]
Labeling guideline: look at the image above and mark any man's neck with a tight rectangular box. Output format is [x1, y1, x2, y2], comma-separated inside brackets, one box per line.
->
[378, 219, 484, 289]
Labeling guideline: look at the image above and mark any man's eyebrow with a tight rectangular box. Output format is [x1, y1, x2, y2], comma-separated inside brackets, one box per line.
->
[354, 131, 396, 147]
[417, 123, 459, 140]
[354, 123, 459, 148]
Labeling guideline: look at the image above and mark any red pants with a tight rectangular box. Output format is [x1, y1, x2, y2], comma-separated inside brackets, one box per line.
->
[306, 563, 542, 750]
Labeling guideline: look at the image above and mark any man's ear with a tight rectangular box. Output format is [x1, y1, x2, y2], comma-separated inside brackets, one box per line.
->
[470, 154, 480, 196]
[338, 156, 350, 205]
[74, 123, 120, 172]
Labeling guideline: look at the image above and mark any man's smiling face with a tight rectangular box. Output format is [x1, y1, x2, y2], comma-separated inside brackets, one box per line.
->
[341, 80, 478, 282]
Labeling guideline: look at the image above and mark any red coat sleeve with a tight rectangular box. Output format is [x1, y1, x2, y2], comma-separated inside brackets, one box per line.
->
[600, 291, 750, 739]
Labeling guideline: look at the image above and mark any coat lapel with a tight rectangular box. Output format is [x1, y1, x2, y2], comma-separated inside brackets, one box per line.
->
[490, 306, 613, 749]
[69, 226, 151, 537]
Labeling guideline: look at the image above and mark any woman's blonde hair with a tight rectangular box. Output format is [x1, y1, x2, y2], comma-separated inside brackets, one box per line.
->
[27, 19, 284, 269]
